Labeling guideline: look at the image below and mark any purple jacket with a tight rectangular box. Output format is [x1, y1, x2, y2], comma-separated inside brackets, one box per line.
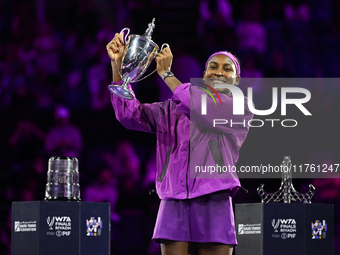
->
[111, 82, 253, 200]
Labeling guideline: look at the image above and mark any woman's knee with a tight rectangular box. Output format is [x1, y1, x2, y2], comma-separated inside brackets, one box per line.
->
[197, 242, 234, 255]
[160, 239, 190, 255]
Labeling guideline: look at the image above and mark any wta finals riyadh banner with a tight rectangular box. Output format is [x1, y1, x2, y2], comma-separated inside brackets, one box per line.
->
[189, 78, 340, 179]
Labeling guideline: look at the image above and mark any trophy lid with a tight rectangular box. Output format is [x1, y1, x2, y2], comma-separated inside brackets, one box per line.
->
[48, 156, 78, 172]
[142, 18, 156, 40]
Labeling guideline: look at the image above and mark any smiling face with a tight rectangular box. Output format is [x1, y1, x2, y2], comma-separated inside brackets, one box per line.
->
[203, 54, 240, 93]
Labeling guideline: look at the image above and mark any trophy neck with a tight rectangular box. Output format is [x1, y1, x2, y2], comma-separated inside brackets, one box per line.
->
[143, 18, 156, 40]
[127, 34, 158, 48]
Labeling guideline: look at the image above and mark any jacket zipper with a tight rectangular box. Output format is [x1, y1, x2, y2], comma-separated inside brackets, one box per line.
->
[186, 157, 189, 199]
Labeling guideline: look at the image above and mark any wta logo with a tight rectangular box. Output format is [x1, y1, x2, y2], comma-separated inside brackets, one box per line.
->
[272, 219, 280, 232]
[47, 216, 55, 230]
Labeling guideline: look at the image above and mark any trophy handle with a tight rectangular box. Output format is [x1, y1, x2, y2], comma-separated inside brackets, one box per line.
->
[133, 43, 170, 83]
[120, 27, 130, 43]
[113, 28, 131, 80]
[160, 43, 170, 51]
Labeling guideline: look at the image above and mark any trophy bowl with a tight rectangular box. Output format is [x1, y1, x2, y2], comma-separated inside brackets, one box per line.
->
[108, 18, 168, 100]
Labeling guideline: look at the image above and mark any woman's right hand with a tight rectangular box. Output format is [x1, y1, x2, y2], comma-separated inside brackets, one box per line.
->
[106, 31, 125, 62]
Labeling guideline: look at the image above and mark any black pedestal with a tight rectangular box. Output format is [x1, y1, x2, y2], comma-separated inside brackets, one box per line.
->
[235, 203, 334, 255]
[12, 201, 110, 255]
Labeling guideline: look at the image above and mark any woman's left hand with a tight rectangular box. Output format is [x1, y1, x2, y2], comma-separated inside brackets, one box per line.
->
[155, 46, 173, 78]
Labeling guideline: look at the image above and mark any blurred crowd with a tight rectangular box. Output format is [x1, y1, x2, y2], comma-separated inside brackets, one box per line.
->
[1, 0, 340, 254]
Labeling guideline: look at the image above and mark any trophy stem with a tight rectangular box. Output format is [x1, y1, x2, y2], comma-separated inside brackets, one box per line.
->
[108, 77, 134, 100]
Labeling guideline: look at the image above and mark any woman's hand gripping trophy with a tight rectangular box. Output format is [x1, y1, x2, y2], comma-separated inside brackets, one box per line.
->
[107, 31, 181, 91]
[155, 46, 173, 78]
[107, 31, 125, 82]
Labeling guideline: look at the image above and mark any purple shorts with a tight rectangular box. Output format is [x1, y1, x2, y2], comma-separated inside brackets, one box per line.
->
[152, 190, 237, 245]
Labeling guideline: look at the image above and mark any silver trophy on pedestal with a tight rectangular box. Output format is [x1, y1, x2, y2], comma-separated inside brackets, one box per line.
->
[108, 18, 168, 100]
[257, 156, 315, 203]
[45, 156, 80, 201]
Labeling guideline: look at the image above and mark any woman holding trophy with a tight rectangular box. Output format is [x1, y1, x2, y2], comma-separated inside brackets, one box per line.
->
[107, 29, 253, 255]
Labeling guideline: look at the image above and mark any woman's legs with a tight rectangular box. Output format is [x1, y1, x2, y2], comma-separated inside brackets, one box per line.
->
[160, 240, 190, 255]
[159, 240, 233, 255]
[197, 243, 233, 255]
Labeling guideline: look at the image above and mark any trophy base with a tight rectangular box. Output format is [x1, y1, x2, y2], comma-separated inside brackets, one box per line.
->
[44, 197, 81, 201]
[108, 84, 134, 100]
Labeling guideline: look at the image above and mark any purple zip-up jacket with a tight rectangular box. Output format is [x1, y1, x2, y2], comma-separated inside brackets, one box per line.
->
[111, 82, 253, 200]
